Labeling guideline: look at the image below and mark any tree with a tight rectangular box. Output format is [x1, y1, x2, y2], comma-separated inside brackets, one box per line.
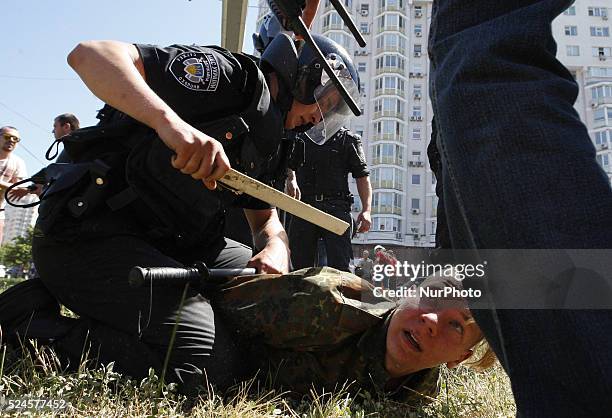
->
[2, 227, 34, 270]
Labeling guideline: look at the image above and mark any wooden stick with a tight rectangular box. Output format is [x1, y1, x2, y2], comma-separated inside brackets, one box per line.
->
[219, 168, 349, 236]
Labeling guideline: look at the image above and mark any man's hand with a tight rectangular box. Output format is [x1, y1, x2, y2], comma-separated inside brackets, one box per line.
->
[285, 177, 301, 200]
[356, 210, 372, 233]
[156, 117, 231, 190]
[247, 240, 290, 274]
[8, 187, 33, 201]
[244, 208, 290, 274]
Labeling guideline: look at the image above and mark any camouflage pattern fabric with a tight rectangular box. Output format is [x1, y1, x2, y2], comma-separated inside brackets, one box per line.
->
[212, 267, 440, 403]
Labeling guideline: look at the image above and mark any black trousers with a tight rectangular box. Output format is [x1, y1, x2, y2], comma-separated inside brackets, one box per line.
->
[32, 233, 254, 393]
[289, 200, 353, 271]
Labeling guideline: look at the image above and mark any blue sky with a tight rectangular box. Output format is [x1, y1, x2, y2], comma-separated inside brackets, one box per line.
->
[0, 0, 259, 174]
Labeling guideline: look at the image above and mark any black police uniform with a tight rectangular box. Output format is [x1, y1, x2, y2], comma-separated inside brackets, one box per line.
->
[288, 128, 368, 270]
[29, 43, 286, 393]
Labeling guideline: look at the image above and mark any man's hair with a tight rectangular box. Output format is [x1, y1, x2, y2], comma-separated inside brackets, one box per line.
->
[0, 126, 18, 133]
[55, 113, 80, 131]
[400, 274, 497, 370]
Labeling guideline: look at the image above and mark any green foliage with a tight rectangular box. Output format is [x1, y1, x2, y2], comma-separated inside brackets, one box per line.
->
[1, 227, 34, 270]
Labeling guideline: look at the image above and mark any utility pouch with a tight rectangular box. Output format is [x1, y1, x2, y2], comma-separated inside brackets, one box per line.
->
[36, 161, 112, 234]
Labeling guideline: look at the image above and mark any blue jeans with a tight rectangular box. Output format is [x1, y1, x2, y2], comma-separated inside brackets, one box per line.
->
[429, 1, 612, 416]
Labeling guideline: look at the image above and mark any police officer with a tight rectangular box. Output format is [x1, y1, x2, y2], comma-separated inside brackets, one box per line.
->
[253, 13, 371, 271]
[286, 128, 372, 270]
[0, 31, 361, 395]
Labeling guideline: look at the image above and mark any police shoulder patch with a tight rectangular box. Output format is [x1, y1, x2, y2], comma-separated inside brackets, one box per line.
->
[169, 51, 220, 92]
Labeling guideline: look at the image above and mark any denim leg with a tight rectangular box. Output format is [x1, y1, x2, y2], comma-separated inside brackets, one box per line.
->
[429, 0, 612, 415]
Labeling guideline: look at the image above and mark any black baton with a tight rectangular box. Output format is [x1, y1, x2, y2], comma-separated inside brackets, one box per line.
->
[128, 261, 256, 288]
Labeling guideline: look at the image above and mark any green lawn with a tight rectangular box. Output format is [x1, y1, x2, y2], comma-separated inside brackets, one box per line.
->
[0, 278, 516, 417]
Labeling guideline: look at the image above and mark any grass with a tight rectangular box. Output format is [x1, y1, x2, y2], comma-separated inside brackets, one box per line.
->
[0, 278, 516, 417]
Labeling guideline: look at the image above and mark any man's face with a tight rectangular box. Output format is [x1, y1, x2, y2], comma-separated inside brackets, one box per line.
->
[0, 128, 20, 152]
[284, 100, 322, 130]
[53, 119, 71, 140]
[363, 250, 369, 259]
[385, 297, 482, 378]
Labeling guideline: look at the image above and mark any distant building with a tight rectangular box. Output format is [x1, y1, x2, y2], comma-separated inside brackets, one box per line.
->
[256, 0, 612, 249]
[3, 194, 37, 244]
[551, 1, 612, 184]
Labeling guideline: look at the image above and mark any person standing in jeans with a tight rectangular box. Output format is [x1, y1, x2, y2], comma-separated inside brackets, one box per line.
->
[428, 0, 612, 415]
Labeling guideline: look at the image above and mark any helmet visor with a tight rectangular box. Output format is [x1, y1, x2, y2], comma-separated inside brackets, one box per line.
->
[302, 67, 360, 145]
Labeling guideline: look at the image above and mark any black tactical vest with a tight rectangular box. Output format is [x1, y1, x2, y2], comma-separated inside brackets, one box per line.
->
[292, 129, 351, 200]
[37, 53, 285, 249]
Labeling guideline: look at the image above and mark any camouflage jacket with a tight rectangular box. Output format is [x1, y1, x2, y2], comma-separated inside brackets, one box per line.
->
[212, 267, 440, 403]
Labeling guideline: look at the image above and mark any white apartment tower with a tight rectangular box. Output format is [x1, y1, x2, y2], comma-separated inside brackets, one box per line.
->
[257, 0, 437, 247]
[255, 0, 611, 248]
[552, 1, 612, 184]
[2, 194, 38, 245]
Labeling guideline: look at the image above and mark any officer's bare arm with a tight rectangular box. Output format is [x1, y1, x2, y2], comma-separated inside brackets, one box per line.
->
[67, 40, 230, 189]
[244, 208, 290, 274]
[356, 176, 372, 232]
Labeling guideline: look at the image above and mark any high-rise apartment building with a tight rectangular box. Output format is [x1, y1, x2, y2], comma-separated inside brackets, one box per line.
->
[3, 194, 37, 245]
[255, 0, 611, 248]
[552, 1, 612, 184]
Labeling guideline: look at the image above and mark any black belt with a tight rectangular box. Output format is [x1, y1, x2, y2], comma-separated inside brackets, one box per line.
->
[303, 192, 352, 202]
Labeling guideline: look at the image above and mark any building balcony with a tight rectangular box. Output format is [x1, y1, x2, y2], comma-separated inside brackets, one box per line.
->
[375, 67, 406, 76]
[372, 156, 404, 166]
[322, 23, 352, 33]
[371, 180, 404, 191]
[592, 97, 612, 106]
[373, 110, 404, 119]
[377, 25, 405, 34]
[380, 4, 406, 13]
[371, 133, 405, 143]
[372, 206, 403, 215]
[375, 45, 406, 55]
[374, 88, 405, 97]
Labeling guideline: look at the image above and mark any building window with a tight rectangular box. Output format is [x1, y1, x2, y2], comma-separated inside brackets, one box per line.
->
[563, 5, 576, 15]
[595, 130, 610, 145]
[593, 47, 612, 58]
[358, 62, 367, 72]
[414, 24, 423, 36]
[564, 25, 578, 36]
[360, 3, 369, 14]
[411, 174, 421, 185]
[589, 67, 612, 77]
[360, 22, 369, 34]
[594, 108, 607, 125]
[588, 7, 609, 18]
[414, 44, 422, 55]
[412, 127, 421, 140]
[591, 26, 610, 37]
[566, 45, 580, 56]
[592, 84, 612, 100]
[414, 5, 423, 18]
[413, 84, 422, 97]
[411, 198, 420, 210]
[412, 105, 422, 118]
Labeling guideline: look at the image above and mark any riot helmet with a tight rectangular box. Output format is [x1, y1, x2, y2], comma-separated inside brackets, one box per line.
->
[253, 12, 288, 55]
[260, 27, 360, 145]
[293, 34, 360, 145]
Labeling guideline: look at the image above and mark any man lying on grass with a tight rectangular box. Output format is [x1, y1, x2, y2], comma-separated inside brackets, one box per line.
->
[0, 268, 494, 403]
[210, 268, 495, 403]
